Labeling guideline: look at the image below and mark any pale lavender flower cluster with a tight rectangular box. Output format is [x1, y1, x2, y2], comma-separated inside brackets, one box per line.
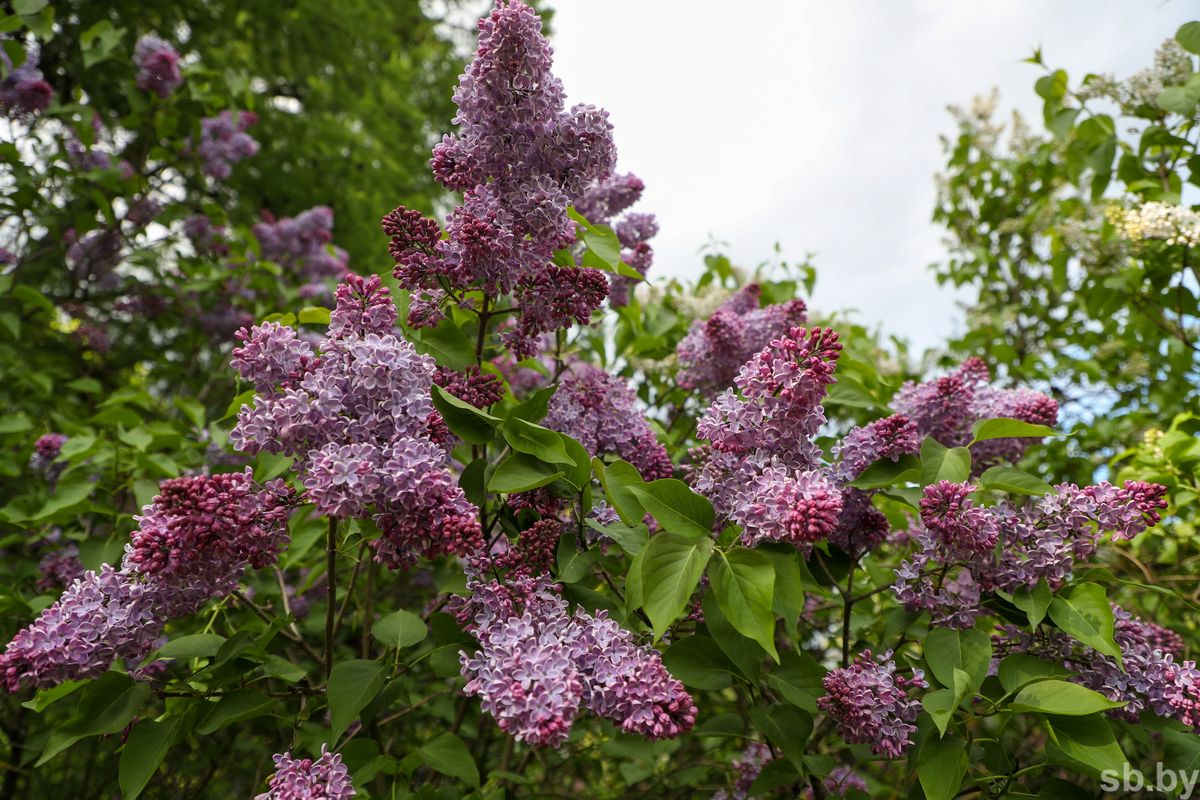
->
[253, 206, 349, 282]
[197, 110, 259, 180]
[37, 543, 84, 591]
[818, 649, 927, 759]
[256, 746, 356, 800]
[0, 471, 292, 692]
[541, 362, 672, 480]
[0, 43, 52, 119]
[575, 173, 659, 306]
[712, 742, 772, 800]
[692, 327, 844, 549]
[459, 574, 695, 747]
[893, 479, 1168, 628]
[676, 284, 808, 395]
[997, 606, 1198, 729]
[230, 274, 482, 568]
[133, 34, 183, 98]
[893, 357, 1059, 471]
[383, 0, 618, 357]
[29, 433, 67, 477]
[183, 214, 229, 256]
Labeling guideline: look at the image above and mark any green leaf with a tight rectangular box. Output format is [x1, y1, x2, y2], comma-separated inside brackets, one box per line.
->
[707, 547, 778, 661]
[640, 533, 714, 640]
[0, 415, 31, 433]
[998, 654, 1071, 694]
[628, 479, 714, 539]
[372, 610, 428, 649]
[34, 475, 96, 519]
[487, 452, 564, 493]
[978, 466, 1055, 497]
[765, 651, 824, 712]
[503, 417, 572, 465]
[156, 633, 226, 660]
[119, 716, 183, 799]
[584, 518, 648, 556]
[412, 318, 476, 370]
[749, 706, 812, 770]
[39, 674, 151, 765]
[13, 0, 48, 13]
[327, 659, 386, 743]
[1011, 578, 1053, 628]
[923, 688, 958, 737]
[662, 636, 738, 690]
[418, 732, 480, 788]
[556, 533, 598, 583]
[763, 548, 805, 642]
[1012, 680, 1125, 715]
[1048, 583, 1122, 666]
[969, 417, 1058, 445]
[298, 306, 332, 325]
[196, 691, 275, 734]
[593, 457, 647, 526]
[924, 626, 991, 694]
[431, 384, 499, 445]
[1044, 714, 1128, 777]
[848, 454, 920, 489]
[919, 437, 972, 486]
[1178, 21, 1200, 55]
[702, 594, 765, 682]
[509, 385, 556, 423]
[917, 733, 968, 800]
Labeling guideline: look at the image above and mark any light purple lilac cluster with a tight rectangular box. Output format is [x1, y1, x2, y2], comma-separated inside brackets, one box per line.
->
[712, 741, 772, 800]
[37, 542, 84, 592]
[575, 173, 658, 306]
[692, 327, 844, 549]
[997, 606, 1198, 730]
[434, 366, 505, 409]
[253, 206, 349, 286]
[458, 573, 695, 747]
[183, 214, 229, 256]
[255, 746, 356, 800]
[541, 362, 672, 480]
[0, 471, 293, 691]
[676, 284, 808, 395]
[197, 110, 259, 180]
[893, 357, 1059, 472]
[382, 0, 618, 357]
[0, 43, 52, 119]
[132, 34, 183, 98]
[230, 274, 482, 568]
[29, 432, 67, 477]
[894, 479, 1168, 628]
[817, 649, 927, 759]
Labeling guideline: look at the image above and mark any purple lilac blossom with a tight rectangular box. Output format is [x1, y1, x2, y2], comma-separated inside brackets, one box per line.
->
[434, 365, 505, 409]
[0, 44, 52, 118]
[197, 110, 259, 180]
[37, 543, 84, 592]
[893, 357, 1059, 472]
[230, 274, 482, 568]
[183, 214, 229, 256]
[29, 433, 67, 476]
[256, 746, 356, 800]
[712, 741, 772, 800]
[818, 649, 927, 759]
[676, 284, 808, 396]
[458, 573, 695, 746]
[382, 0, 617, 357]
[893, 479, 1168, 628]
[253, 206, 349, 281]
[541, 362, 673, 480]
[575, 174, 658, 306]
[133, 34, 183, 97]
[692, 327, 843, 549]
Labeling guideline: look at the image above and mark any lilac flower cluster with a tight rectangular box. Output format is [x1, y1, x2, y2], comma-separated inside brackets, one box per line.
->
[817, 649, 927, 759]
[712, 741, 772, 800]
[29, 433, 67, 477]
[230, 274, 482, 568]
[256, 746, 356, 800]
[893, 479, 1168, 628]
[0, 471, 292, 692]
[575, 173, 659, 306]
[542, 362, 673, 480]
[197, 110, 259, 180]
[184, 214, 229, 256]
[434, 365, 505, 409]
[37, 543, 84, 591]
[676, 284, 808, 395]
[133, 34, 183, 98]
[692, 327, 844, 549]
[382, 0, 618, 357]
[997, 606, 1198, 729]
[67, 228, 123, 284]
[0, 44, 52, 119]
[459, 573, 695, 746]
[253, 206, 349, 283]
[893, 357, 1058, 471]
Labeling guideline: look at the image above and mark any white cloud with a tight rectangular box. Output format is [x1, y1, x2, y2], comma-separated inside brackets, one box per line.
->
[548, 1, 1195, 349]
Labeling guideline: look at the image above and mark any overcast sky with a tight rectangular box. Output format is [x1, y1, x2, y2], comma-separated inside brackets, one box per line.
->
[547, 1, 1195, 350]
